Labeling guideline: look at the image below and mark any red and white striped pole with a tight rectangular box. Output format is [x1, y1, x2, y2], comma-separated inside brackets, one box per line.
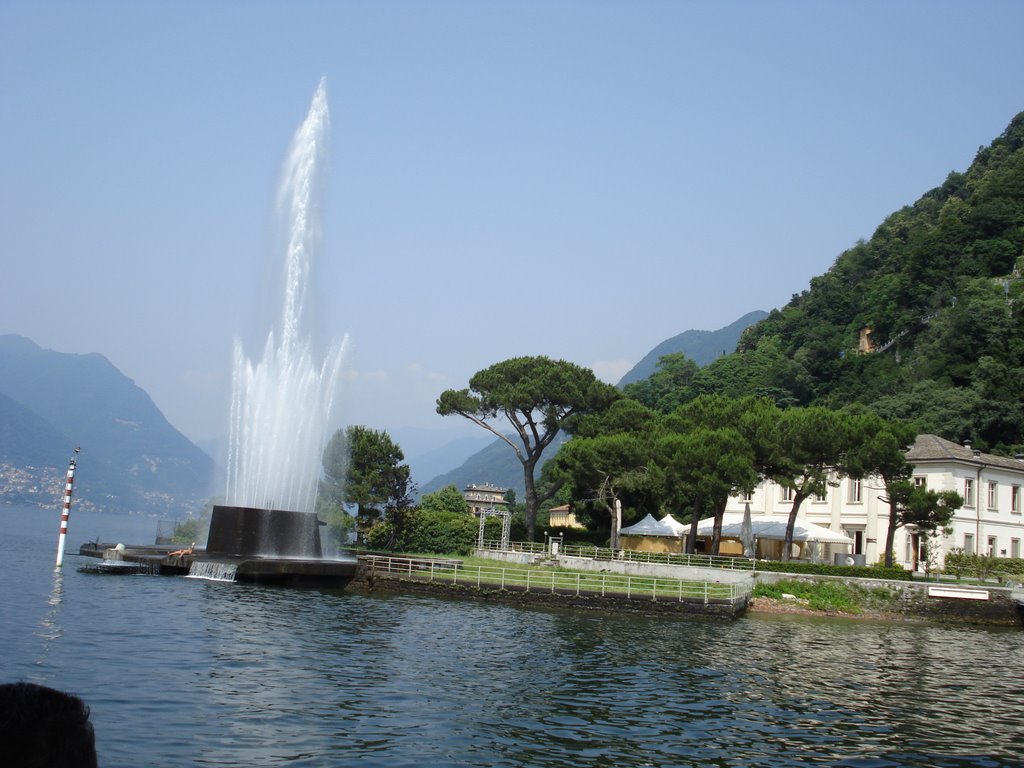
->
[55, 448, 80, 569]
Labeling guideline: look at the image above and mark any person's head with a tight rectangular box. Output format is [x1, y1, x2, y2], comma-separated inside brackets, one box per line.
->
[0, 682, 97, 768]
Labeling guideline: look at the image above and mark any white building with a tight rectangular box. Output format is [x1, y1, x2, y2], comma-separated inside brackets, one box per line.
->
[723, 434, 1024, 570]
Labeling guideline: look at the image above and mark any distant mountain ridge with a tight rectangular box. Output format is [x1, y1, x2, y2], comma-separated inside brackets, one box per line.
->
[418, 432, 570, 499]
[618, 310, 768, 386]
[405, 433, 494, 492]
[0, 334, 217, 514]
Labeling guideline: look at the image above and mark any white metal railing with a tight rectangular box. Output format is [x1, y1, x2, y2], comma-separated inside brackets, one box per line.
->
[476, 540, 755, 571]
[360, 555, 740, 602]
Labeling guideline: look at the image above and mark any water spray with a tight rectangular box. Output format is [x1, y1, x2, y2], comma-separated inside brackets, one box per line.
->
[225, 77, 346, 516]
[54, 447, 80, 569]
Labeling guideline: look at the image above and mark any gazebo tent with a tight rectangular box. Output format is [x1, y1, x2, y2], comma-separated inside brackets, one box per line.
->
[659, 514, 687, 536]
[696, 512, 853, 560]
[619, 513, 683, 554]
[619, 514, 677, 537]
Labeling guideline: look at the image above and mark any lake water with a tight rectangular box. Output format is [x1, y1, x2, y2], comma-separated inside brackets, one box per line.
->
[2, 503, 1023, 767]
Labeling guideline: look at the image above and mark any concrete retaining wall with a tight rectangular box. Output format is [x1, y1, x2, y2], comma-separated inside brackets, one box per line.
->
[474, 550, 536, 566]
[353, 564, 748, 619]
[474, 549, 754, 586]
[556, 555, 755, 588]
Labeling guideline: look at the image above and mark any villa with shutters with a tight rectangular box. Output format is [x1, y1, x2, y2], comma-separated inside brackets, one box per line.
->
[721, 434, 1024, 570]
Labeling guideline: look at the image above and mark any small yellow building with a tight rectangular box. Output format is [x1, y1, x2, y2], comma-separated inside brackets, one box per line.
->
[548, 504, 585, 529]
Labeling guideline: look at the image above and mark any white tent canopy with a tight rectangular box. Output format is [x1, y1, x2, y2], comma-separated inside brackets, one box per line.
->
[619, 514, 679, 537]
[659, 514, 687, 536]
[696, 512, 853, 545]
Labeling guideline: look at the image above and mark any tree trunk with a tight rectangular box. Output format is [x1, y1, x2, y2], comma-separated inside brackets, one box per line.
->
[711, 498, 726, 556]
[611, 497, 622, 551]
[686, 496, 702, 554]
[884, 497, 899, 568]
[523, 458, 539, 541]
[782, 494, 806, 562]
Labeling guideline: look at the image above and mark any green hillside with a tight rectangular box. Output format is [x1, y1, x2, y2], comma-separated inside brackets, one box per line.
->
[617, 310, 769, 386]
[693, 111, 1024, 451]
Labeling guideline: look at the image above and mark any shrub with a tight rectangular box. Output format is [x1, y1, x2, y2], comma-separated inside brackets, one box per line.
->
[755, 560, 912, 581]
[367, 507, 480, 555]
[943, 551, 1024, 580]
[170, 517, 204, 545]
[753, 578, 898, 614]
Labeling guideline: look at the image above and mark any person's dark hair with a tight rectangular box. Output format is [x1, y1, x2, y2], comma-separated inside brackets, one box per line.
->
[0, 682, 98, 768]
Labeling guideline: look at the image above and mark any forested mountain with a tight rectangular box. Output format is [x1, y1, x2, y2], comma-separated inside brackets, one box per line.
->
[660, 111, 1024, 452]
[0, 334, 217, 513]
[618, 310, 768, 386]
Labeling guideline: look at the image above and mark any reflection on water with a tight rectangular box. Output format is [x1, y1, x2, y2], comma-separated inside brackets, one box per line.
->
[2, 504, 1023, 767]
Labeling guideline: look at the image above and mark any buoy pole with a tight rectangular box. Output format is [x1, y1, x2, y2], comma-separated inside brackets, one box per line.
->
[55, 448, 80, 569]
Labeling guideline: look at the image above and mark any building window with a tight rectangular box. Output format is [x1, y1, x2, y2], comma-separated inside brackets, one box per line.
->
[848, 479, 862, 503]
[963, 478, 975, 508]
[964, 533, 975, 555]
[1012, 485, 1021, 514]
[987, 536, 997, 557]
[781, 486, 794, 503]
[740, 489, 753, 502]
[988, 481, 998, 510]
[913, 476, 927, 488]
[1012, 538, 1021, 559]
[812, 490, 827, 503]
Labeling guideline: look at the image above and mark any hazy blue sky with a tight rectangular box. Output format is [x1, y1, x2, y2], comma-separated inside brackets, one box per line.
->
[2, 2, 1023, 455]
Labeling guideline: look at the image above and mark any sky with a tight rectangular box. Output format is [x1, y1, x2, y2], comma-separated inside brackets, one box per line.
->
[2, 1, 1024, 459]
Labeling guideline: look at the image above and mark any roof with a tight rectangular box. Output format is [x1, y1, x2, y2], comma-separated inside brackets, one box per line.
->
[696, 512, 852, 544]
[907, 434, 1024, 473]
[619, 514, 691, 538]
[620, 514, 679, 537]
[464, 482, 507, 492]
[659, 514, 687, 536]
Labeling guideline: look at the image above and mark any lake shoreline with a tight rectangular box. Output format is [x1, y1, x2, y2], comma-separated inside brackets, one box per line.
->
[748, 595, 1024, 626]
[748, 596, 923, 623]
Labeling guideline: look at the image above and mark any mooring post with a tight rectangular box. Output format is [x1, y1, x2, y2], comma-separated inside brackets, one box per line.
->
[55, 448, 80, 569]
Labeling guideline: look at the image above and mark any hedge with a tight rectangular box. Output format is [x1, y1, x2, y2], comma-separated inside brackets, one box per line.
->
[943, 552, 1024, 580]
[754, 559, 913, 581]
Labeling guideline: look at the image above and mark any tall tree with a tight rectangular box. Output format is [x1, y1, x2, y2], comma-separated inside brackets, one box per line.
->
[622, 353, 699, 412]
[320, 425, 414, 544]
[437, 356, 619, 540]
[770, 406, 851, 561]
[884, 482, 963, 571]
[659, 395, 769, 554]
[843, 412, 918, 567]
[657, 426, 758, 555]
[553, 399, 661, 549]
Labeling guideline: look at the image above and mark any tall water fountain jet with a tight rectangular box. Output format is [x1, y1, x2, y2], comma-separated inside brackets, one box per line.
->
[82, 80, 356, 584]
[225, 78, 347, 519]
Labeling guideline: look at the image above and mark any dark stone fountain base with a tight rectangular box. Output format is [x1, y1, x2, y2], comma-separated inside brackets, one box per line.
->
[78, 504, 357, 588]
[201, 504, 356, 586]
[207, 505, 324, 559]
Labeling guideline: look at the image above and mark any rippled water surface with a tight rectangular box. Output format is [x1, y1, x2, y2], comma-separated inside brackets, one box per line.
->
[3, 504, 1023, 767]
